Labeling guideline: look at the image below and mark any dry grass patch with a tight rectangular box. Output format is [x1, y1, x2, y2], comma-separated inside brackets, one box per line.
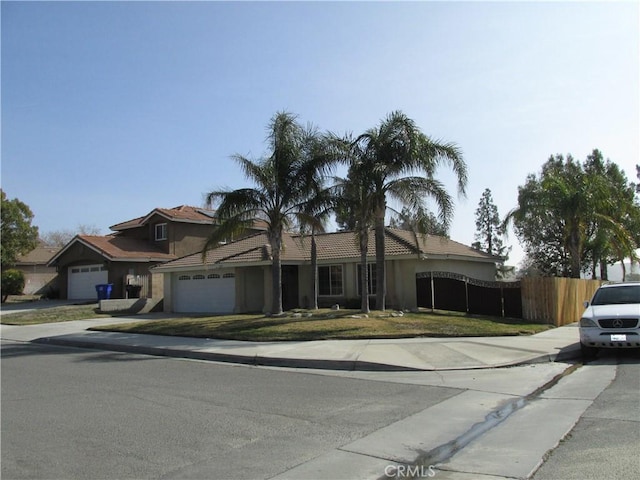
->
[91, 309, 552, 341]
[1, 304, 112, 325]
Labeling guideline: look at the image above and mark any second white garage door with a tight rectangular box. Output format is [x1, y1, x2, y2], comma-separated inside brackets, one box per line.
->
[173, 270, 235, 313]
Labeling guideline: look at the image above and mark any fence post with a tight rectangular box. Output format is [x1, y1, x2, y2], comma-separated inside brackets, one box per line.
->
[430, 271, 435, 312]
[465, 277, 469, 313]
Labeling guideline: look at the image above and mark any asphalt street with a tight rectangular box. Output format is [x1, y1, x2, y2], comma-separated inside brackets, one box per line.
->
[1, 340, 460, 480]
[2, 337, 637, 480]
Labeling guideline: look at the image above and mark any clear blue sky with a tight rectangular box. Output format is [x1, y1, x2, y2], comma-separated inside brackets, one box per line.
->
[2, 1, 638, 266]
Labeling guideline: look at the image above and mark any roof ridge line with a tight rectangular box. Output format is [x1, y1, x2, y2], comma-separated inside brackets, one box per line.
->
[215, 244, 268, 263]
[385, 227, 423, 255]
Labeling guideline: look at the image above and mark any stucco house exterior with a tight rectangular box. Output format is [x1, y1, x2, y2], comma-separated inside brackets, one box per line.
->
[15, 243, 61, 296]
[153, 227, 502, 314]
[47, 205, 265, 300]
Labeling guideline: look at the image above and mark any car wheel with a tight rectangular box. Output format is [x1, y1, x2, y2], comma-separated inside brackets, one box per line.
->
[580, 343, 598, 361]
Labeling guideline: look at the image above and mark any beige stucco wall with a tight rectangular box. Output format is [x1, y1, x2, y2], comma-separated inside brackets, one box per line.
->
[17, 266, 60, 295]
[235, 266, 265, 313]
[151, 273, 164, 299]
[236, 257, 496, 312]
[162, 257, 497, 313]
[168, 222, 210, 257]
[163, 273, 173, 312]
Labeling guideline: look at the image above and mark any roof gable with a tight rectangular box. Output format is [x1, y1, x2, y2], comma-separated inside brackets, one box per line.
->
[48, 235, 177, 265]
[110, 205, 218, 231]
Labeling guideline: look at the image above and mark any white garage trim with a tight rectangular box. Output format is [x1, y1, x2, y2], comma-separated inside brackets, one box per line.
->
[68, 264, 108, 300]
[173, 269, 235, 313]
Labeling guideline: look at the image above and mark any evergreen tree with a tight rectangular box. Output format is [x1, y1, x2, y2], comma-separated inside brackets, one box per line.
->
[472, 189, 503, 256]
[472, 188, 511, 278]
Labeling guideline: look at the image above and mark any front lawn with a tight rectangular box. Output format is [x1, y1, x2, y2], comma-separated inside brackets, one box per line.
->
[91, 309, 552, 341]
[1, 304, 112, 325]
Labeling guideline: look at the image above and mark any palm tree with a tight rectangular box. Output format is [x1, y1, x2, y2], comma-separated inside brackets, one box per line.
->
[298, 184, 334, 310]
[334, 146, 377, 313]
[352, 111, 467, 310]
[203, 112, 335, 315]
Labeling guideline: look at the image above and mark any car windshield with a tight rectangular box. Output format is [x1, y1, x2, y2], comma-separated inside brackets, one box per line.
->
[591, 285, 640, 306]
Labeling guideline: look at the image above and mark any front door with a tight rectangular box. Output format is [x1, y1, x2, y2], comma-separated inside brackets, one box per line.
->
[281, 265, 299, 311]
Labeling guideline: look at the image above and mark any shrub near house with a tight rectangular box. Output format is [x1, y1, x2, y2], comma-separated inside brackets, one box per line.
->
[1, 269, 25, 302]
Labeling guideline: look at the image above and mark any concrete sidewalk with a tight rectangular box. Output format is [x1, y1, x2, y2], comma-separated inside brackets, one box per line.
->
[0, 316, 581, 371]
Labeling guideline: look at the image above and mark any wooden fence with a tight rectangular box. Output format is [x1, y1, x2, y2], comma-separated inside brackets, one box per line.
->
[415, 273, 604, 326]
[521, 277, 603, 326]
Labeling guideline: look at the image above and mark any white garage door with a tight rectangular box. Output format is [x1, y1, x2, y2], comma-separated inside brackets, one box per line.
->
[68, 264, 108, 300]
[173, 270, 235, 313]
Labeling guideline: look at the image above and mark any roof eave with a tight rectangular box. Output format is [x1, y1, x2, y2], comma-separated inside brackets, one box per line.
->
[153, 260, 272, 273]
[108, 257, 175, 263]
[420, 253, 502, 263]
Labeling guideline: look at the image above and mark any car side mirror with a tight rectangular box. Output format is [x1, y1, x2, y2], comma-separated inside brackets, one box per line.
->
[583, 301, 590, 308]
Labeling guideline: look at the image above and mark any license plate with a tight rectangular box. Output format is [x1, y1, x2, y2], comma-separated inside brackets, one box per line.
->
[611, 334, 627, 341]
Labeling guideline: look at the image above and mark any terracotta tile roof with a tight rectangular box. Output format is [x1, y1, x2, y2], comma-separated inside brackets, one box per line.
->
[110, 215, 146, 231]
[386, 228, 499, 260]
[110, 205, 269, 232]
[154, 228, 499, 272]
[110, 205, 218, 231]
[157, 232, 307, 270]
[80, 235, 176, 261]
[48, 235, 176, 265]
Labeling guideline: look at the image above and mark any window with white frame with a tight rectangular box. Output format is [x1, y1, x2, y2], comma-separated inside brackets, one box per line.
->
[155, 223, 167, 241]
[318, 265, 343, 296]
[357, 263, 377, 295]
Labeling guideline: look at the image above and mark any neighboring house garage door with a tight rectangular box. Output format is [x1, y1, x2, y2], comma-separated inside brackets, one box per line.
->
[173, 270, 235, 313]
[68, 264, 108, 300]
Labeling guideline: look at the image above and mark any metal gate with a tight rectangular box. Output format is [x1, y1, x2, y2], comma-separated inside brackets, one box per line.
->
[416, 271, 522, 318]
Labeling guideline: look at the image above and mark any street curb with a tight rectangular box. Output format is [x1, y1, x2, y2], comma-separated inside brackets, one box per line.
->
[32, 336, 582, 371]
[32, 337, 424, 371]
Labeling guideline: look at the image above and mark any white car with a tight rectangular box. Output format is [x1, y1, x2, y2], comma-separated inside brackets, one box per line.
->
[579, 282, 640, 359]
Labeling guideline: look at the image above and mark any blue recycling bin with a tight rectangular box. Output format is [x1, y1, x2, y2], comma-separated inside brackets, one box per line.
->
[95, 284, 113, 300]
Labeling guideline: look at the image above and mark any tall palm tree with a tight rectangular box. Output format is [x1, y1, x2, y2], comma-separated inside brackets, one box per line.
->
[334, 145, 377, 313]
[298, 184, 334, 310]
[352, 111, 467, 310]
[203, 112, 335, 315]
